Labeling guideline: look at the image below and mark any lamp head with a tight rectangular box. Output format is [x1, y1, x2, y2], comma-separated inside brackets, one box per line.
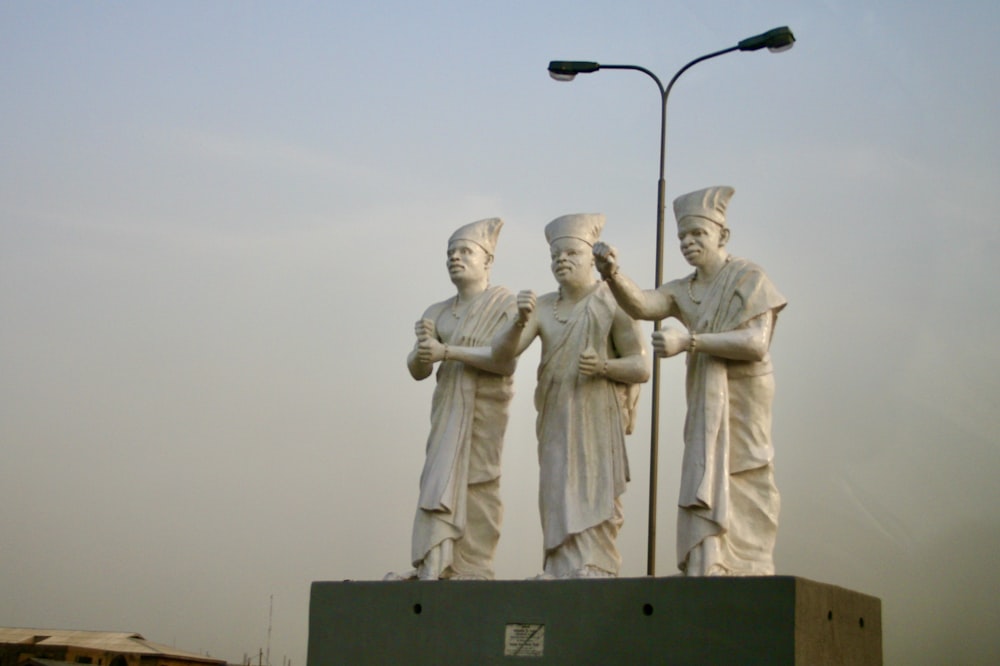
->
[737, 26, 795, 53]
[548, 60, 601, 82]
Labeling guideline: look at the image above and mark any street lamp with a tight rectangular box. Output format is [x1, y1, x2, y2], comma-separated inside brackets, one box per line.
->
[548, 26, 795, 576]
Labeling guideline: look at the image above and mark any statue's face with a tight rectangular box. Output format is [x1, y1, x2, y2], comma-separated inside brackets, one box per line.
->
[446, 239, 492, 284]
[549, 237, 594, 286]
[677, 217, 728, 268]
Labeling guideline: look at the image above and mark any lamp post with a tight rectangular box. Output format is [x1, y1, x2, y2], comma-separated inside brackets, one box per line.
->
[548, 26, 795, 576]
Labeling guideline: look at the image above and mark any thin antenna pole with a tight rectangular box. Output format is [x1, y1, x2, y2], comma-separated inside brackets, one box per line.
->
[266, 594, 273, 666]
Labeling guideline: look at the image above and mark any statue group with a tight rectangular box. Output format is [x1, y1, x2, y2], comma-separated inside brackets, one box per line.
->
[386, 186, 786, 581]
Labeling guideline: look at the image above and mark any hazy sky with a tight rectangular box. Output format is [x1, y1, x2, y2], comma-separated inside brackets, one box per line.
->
[2, 2, 998, 664]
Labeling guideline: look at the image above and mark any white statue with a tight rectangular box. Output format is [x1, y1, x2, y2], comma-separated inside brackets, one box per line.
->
[493, 213, 649, 579]
[594, 186, 787, 576]
[387, 218, 518, 581]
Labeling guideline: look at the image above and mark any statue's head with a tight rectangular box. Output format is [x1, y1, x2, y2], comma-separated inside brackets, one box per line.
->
[545, 213, 605, 286]
[673, 187, 733, 267]
[446, 217, 502, 285]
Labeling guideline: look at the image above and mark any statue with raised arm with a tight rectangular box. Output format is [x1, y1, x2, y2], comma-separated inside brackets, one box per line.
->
[493, 213, 649, 579]
[387, 218, 517, 581]
[594, 186, 787, 577]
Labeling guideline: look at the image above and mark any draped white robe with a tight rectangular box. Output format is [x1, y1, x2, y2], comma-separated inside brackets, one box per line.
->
[534, 284, 635, 577]
[672, 257, 786, 575]
[411, 286, 515, 578]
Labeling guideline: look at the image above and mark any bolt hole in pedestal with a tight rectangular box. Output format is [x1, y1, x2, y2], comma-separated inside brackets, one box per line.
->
[413, 603, 423, 615]
[642, 603, 654, 616]
[826, 610, 865, 629]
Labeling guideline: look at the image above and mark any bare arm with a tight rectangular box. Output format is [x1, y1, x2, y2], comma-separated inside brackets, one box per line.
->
[594, 241, 674, 321]
[407, 317, 437, 380]
[407, 299, 519, 377]
[422, 334, 518, 376]
[580, 306, 650, 383]
[492, 290, 539, 365]
[653, 311, 774, 362]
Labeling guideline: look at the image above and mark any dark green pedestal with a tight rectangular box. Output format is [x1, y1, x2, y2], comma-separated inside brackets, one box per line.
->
[307, 576, 881, 665]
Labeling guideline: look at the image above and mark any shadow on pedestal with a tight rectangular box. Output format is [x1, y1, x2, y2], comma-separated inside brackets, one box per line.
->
[307, 576, 880, 665]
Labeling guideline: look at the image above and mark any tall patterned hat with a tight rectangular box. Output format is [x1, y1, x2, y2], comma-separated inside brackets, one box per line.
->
[544, 213, 605, 246]
[448, 217, 503, 254]
[673, 186, 735, 227]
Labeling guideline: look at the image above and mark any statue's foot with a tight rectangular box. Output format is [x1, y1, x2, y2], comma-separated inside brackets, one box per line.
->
[530, 572, 556, 581]
[570, 565, 615, 579]
[447, 572, 490, 581]
[383, 569, 418, 581]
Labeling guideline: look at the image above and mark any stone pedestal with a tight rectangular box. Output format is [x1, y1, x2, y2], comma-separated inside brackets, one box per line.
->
[307, 575, 881, 665]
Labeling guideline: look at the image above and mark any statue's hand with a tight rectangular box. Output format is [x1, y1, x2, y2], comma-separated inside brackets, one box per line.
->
[417, 336, 446, 364]
[415, 318, 435, 341]
[516, 290, 536, 324]
[652, 328, 691, 358]
[578, 347, 602, 377]
[593, 241, 618, 279]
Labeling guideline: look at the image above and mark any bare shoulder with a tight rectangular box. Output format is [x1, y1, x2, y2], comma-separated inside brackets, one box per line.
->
[656, 279, 684, 315]
[532, 291, 559, 335]
[537, 290, 558, 305]
[612, 303, 644, 335]
[421, 297, 452, 321]
[660, 277, 687, 297]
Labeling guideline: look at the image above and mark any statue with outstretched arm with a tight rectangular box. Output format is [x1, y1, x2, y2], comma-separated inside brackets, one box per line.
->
[594, 186, 787, 577]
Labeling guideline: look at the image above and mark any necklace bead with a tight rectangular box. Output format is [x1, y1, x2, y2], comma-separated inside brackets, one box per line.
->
[450, 284, 489, 319]
[687, 275, 701, 304]
[687, 256, 732, 305]
[553, 289, 569, 323]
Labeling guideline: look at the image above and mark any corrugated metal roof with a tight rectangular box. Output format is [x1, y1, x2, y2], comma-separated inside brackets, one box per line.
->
[0, 627, 226, 664]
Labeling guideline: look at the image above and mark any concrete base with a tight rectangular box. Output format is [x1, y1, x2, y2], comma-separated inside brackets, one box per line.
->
[307, 575, 881, 665]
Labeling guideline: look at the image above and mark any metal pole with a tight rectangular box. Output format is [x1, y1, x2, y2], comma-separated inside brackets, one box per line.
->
[599, 46, 740, 576]
[550, 26, 794, 574]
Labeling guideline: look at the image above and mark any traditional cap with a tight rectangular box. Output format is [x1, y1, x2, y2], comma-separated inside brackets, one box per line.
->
[544, 213, 605, 246]
[673, 186, 735, 227]
[448, 217, 503, 254]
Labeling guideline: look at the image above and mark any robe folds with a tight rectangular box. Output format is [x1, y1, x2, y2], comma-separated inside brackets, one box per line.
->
[534, 283, 636, 576]
[411, 286, 515, 577]
[673, 257, 786, 575]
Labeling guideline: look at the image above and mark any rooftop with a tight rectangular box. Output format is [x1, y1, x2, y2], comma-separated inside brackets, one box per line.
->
[0, 628, 226, 665]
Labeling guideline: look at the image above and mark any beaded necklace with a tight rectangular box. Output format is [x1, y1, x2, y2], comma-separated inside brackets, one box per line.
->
[552, 288, 569, 324]
[687, 256, 731, 305]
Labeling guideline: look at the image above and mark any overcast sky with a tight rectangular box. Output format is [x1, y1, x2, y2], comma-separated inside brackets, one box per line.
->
[2, 2, 998, 664]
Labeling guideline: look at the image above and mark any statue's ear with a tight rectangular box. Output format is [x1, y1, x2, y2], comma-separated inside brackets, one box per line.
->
[719, 228, 731, 247]
[485, 253, 495, 269]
